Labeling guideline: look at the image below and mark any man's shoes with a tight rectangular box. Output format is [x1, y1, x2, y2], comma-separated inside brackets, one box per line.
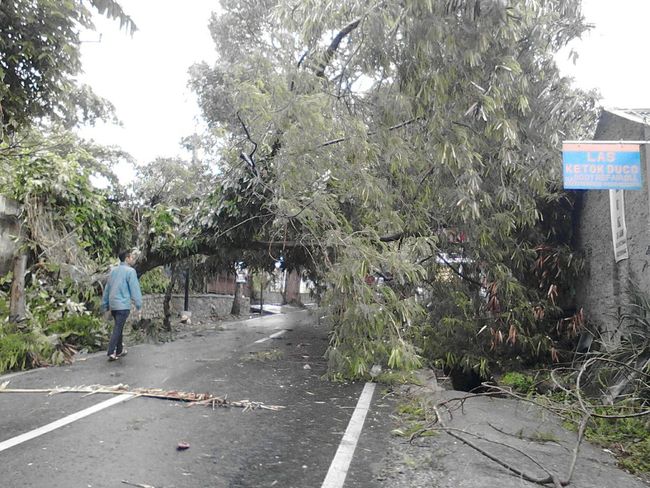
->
[117, 350, 128, 358]
[107, 354, 119, 361]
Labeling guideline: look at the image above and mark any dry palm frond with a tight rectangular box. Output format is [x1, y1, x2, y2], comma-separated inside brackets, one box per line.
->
[0, 382, 284, 411]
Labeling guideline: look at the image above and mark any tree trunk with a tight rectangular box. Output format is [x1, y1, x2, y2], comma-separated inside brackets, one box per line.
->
[163, 265, 178, 332]
[9, 252, 27, 322]
[231, 281, 242, 315]
[285, 269, 302, 305]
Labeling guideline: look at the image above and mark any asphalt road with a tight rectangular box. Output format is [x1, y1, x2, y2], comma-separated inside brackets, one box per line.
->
[0, 310, 395, 488]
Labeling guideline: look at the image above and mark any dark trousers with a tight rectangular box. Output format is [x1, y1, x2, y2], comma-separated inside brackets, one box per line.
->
[108, 309, 130, 356]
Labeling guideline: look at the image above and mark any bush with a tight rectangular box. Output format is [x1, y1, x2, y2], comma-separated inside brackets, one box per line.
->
[140, 266, 171, 294]
[45, 314, 108, 351]
[0, 330, 52, 374]
[0, 333, 32, 372]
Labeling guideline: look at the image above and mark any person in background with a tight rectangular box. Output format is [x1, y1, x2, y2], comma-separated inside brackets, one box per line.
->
[101, 249, 142, 361]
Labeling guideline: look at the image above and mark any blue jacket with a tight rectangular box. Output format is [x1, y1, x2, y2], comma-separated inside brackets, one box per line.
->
[102, 262, 143, 312]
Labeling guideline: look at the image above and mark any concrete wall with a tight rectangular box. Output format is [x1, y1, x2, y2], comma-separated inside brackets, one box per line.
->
[133, 293, 250, 323]
[0, 196, 21, 276]
[574, 110, 650, 343]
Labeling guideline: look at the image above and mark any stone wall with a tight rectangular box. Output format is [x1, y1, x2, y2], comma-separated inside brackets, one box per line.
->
[133, 293, 250, 323]
[574, 110, 650, 343]
[250, 291, 314, 305]
[0, 196, 21, 276]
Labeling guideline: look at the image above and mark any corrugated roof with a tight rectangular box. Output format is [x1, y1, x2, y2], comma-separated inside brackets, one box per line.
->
[606, 108, 650, 125]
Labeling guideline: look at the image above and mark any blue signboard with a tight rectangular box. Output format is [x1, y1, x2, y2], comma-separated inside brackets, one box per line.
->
[562, 143, 642, 190]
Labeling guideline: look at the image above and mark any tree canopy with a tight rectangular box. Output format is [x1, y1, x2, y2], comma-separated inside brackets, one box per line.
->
[0, 0, 136, 134]
[0, 0, 138, 372]
[189, 0, 599, 377]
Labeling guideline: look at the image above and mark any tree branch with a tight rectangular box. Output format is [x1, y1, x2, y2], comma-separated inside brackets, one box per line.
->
[314, 18, 361, 78]
[236, 112, 259, 176]
[436, 253, 484, 288]
[320, 118, 419, 148]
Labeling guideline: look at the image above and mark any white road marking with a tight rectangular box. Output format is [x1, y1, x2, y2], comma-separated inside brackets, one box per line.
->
[254, 337, 270, 344]
[321, 382, 376, 488]
[0, 394, 134, 452]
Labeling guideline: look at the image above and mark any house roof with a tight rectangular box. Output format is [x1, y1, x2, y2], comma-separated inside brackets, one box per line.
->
[606, 108, 650, 125]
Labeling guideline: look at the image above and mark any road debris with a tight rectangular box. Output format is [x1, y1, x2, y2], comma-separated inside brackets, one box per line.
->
[0, 382, 285, 411]
[121, 481, 157, 488]
[177, 441, 191, 451]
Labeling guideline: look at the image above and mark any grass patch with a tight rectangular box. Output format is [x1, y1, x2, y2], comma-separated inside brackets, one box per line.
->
[397, 402, 425, 418]
[392, 397, 437, 438]
[586, 415, 650, 474]
[500, 371, 536, 395]
[375, 370, 423, 386]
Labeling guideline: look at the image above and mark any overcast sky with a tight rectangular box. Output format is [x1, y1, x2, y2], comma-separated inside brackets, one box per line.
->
[78, 0, 218, 183]
[78, 1, 650, 184]
[556, 1, 650, 108]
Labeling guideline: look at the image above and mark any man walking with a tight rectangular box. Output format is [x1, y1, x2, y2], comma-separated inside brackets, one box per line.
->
[102, 249, 143, 361]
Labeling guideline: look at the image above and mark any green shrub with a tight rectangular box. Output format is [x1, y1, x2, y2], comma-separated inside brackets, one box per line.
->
[46, 314, 108, 350]
[0, 331, 53, 374]
[140, 266, 170, 294]
[0, 333, 31, 372]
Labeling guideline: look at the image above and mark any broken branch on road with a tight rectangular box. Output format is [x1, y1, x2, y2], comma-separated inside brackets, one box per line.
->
[121, 481, 157, 488]
[0, 381, 285, 412]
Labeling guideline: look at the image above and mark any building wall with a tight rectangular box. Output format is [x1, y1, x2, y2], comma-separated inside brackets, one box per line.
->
[574, 111, 650, 343]
[206, 272, 250, 296]
[0, 196, 21, 276]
